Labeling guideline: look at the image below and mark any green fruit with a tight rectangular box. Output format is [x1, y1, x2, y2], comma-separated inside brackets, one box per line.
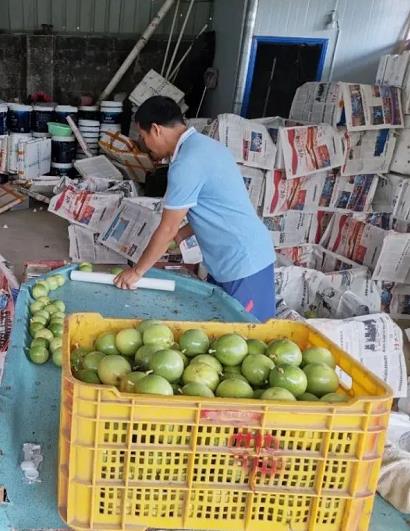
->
[143, 324, 174, 348]
[34, 328, 54, 342]
[44, 304, 59, 315]
[95, 332, 120, 355]
[149, 349, 184, 382]
[320, 392, 348, 403]
[30, 322, 44, 336]
[52, 348, 63, 367]
[182, 383, 214, 398]
[111, 266, 124, 275]
[253, 389, 265, 398]
[302, 347, 336, 369]
[45, 276, 59, 291]
[168, 240, 178, 251]
[179, 329, 210, 356]
[115, 328, 142, 356]
[213, 334, 248, 366]
[36, 296, 50, 305]
[52, 300, 66, 313]
[269, 365, 307, 397]
[298, 392, 320, 401]
[119, 371, 146, 392]
[261, 387, 296, 401]
[76, 369, 101, 384]
[34, 309, 50, 321]
[183, 363, 220, 391]
[51, 311, 65, 320]
[137, 319, 163, 334]
[83, 351, 106, 371]
[221, 373, 249, 382]
[32, 283, 49, 299]
[30, 301, 45, 314]
[215, 378, 254, 399]
[241, 354, 274, 386]
[135, 344, 163, 369]
[97, 355, 131, 385]
[49, 322, 64, 337]
[246, 339, 267, 355]
[79, 262, 93, 272]
[303, 363, 339, 397]
[71, 346, 89, 372]
[190, 354, 223, 374]
[31, 338, 48, 349]
[134, 374, 173, 396]
[175, 350, 189, 367]
[54, 274, 66, 287]
[29, 346, 49, 364]
[50, 337, 63, 354]
[31, 314, 48, 326]
[266, 339, 302, 366]
[222, 365, 242, 376]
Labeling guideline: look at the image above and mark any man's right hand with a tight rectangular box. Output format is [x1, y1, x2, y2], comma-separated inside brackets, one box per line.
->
[114, 267, 143, 290]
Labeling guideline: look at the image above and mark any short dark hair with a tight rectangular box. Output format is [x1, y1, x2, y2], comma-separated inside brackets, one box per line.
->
[135, 96, 185, 131]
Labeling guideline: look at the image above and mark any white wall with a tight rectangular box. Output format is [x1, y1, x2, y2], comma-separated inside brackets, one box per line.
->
[254, 0, 410, 83]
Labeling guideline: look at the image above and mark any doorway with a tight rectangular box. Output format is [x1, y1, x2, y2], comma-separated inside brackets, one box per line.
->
[241, 36, 328, 118]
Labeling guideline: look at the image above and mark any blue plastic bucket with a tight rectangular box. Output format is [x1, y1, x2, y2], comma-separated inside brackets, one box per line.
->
[32, 104, 54, 133]
[0, 103, 8, 134]
[8, 103, 32, 133]
[51, 135, 76, 164]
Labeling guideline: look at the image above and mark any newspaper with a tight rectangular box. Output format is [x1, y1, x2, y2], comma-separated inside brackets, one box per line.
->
[390, 116, 410, 176]
[372, 174, 410, 222]
[212, 113, 277, 170]
[98, 197, 162, 263]
[74, 155, 123, 181]
[68, 224, 128, 264]
[7, 133, 32, 173]
[239, 165, 265, 211]
[376, 51, 410, 114]
[0, 135, 7, 173]
[179, 235, 203, 264]
[129, 69, 185, 107]
[48, 185, 123, 233]
[341, 129, 396, 175]
[377, 282, 410, 317]
[322, 212, 410, 282]
[308, 313, 407, 397]
[263, 170, 377, 217]
[186, 118, 213, 134]
[326, 268, 382, 314]
[342, 83, 404, 131]
[279, 124, 344, 179]
[17, 137, 51, 179]
[0, 260, 18, 385]
[263, 210, 331, 246]
[289, 82, 344, 126]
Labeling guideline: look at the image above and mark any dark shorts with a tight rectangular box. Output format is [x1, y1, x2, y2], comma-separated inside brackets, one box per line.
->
[208, 263, 276, 322]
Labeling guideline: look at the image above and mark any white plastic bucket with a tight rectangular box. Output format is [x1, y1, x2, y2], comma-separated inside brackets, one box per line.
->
[8, 103, 32, 133]
[32, 104, 54, 133]
[0, 103, 8, 134]
[51, 161, 73, 176]
[55, 105, 78, 125]
[100, 101, 122, 125]
[79, 106, 99, 121]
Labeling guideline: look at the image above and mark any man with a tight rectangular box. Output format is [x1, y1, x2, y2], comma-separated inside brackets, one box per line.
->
[114, 96, 276, 321]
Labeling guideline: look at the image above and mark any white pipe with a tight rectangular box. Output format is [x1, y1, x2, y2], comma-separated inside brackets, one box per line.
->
[169, 23, 208, 82]
[165, 0, 195, 80]
[161, 0, 180, 76]
[99, 0, 176, 102]
[70, 270, 176, 292]
[66, 116, 92, 158]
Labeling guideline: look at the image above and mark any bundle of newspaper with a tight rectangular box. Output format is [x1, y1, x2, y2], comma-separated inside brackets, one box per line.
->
[263, 210, 332, 246]
[376, 50, 410, 114]
[390, 115, 410, 176]
[308, 313, 407, 397]
[129, 69, 186, 110]
[290, 81, 404, 131]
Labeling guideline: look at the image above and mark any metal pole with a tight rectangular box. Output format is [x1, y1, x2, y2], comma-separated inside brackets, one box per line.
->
[169, 23, 208, 82]
[161, 0, 180, 76]
[98, 0, 176, 102]
[165, 0, 195, 80]
[262, 56, 277, 117]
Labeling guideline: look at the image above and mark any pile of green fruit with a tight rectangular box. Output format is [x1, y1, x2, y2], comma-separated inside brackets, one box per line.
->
[71, 321, 348, 403]
[28, 274, 67, 367]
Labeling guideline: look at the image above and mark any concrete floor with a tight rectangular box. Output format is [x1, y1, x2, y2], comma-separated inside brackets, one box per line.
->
[0, 200, 69, 279]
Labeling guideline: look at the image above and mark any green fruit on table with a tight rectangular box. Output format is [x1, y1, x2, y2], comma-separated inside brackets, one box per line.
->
[260, 387, 296, 401]
[269, 364, 308, 397]
[134, 374, 174, 396]
[179, 329, 210, 356]
[182, 362, 220, 391]
[111, 266, 124, 275]
[149, 349, 184, 382]
[115, 328, 142, 356]
[29, 322, 45, 337]
[52, 348, 63, 367]
[31, 314, 48, 326]
[302, 347, 336, 369]
[79, 262, 93, 272]
[44, 304, 59, 315]
[303, 363, 339, 397]
[49, 322, 64, 337]
[266, 339, 302, 366]
[30, 301, 45, 314]
[31, 338, 48, 349]
[34, 309, 50, 321]
[52, 300, 66, 313]
[45, 276, 59, 291]
[34, 328, 54, 342]
[29, 346, 49, 364]
[190, 354, 223, 374]
[246, 338, 267, 355]
[50, 337, 63, 354]
[143, 324, 174, 349]
[32, 283, 49, 299]
[36, 296, 50, 305]
[95, 332, 120, 355]
[82, 351, 106, 371]
[76, 369, 101, 384]
[212, 334, 248, 366]
[53, 274, 66, 287]
[182, 382, 214, 398]
[215, 378, 254, 399]
[241, 353, 274, 386]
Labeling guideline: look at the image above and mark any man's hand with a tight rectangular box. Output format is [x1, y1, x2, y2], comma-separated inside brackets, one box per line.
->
[114, 267, 143, 290]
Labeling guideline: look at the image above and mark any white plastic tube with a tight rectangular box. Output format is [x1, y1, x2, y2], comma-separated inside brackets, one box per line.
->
[70, 270, 176, 292]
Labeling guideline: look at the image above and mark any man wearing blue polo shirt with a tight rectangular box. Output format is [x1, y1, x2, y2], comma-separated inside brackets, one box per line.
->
[114, 96, 275, 321]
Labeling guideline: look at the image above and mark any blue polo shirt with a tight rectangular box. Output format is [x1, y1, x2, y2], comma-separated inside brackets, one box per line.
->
[164, 128, 275, 283]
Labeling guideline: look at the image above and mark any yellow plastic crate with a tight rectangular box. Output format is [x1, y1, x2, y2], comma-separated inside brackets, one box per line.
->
[58, 313, 393, 531]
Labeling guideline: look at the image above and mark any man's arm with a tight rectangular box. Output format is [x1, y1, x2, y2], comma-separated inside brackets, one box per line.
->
[114, 208, 188, 289]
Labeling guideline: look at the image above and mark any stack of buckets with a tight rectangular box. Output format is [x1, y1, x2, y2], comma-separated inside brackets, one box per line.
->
[99, 101, 122, 143]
